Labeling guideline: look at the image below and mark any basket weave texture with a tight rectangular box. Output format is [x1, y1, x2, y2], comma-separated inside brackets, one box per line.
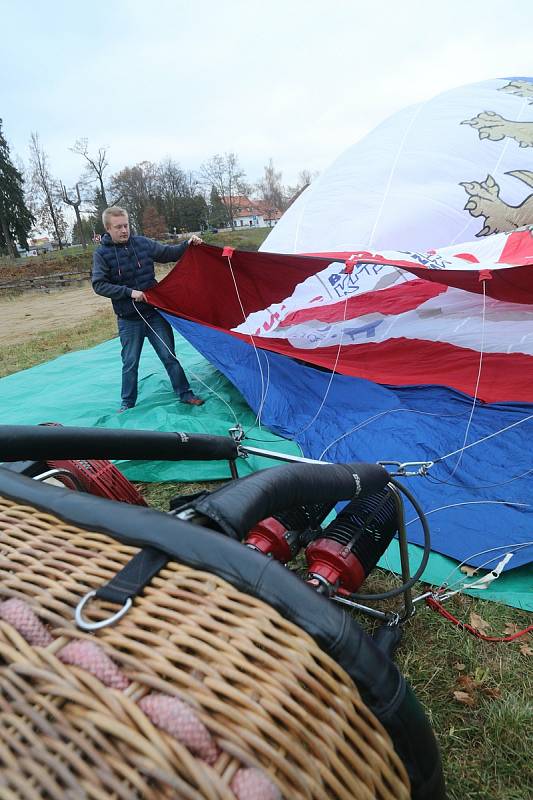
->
[0, 494, 410, 799]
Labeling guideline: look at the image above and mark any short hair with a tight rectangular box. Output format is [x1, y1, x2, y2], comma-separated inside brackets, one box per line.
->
[102, 206, 129, 228]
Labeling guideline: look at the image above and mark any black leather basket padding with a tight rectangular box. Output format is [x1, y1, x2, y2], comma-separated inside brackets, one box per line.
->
[0, 468, 444, 800]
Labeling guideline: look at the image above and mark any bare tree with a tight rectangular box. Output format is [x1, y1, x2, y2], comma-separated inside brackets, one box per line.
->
[109, 161, 158, 233]
[61, 182, 87, 248]
[200, 153, 247, 228]
[285, 168, 319, 209]
[256, 158, 286, 211]
[28, 132, 66, 248]
[71, 138, 111, 207]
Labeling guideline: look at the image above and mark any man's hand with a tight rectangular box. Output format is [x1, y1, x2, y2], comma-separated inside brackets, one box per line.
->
[188, 235, 203, 246]
[131, 290, 147, 302]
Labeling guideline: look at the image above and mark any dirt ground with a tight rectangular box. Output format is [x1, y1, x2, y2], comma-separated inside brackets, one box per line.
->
[0, 283, 109, 346]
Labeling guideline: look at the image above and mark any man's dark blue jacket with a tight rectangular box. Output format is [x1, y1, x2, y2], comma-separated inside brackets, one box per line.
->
[92, 233, 188, 319]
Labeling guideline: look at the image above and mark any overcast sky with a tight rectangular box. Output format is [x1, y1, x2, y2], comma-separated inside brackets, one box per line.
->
[2, 0, 532, 192]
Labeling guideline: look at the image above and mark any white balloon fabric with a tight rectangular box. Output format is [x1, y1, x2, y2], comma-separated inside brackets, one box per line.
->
[261, 78, 533, 255]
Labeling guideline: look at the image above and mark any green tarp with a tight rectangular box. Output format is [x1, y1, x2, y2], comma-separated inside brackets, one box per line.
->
[0, 334, 530, 610]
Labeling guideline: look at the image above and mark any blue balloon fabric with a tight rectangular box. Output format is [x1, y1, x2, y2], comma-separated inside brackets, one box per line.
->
[165, 315, 533, 572]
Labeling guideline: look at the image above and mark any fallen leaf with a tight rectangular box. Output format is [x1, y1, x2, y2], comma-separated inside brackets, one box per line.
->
[519, 643, 533, 656]
[453, 690, 476, 707]
[469, 612, 491, 636]
[457, 675, 478, 692]
[481, 686, 502, 700]
[460, 565, 479, 577]
[503, 623, 521, 636]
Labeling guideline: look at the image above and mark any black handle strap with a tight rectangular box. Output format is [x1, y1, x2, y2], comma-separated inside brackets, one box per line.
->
[95, 546, 169, 604]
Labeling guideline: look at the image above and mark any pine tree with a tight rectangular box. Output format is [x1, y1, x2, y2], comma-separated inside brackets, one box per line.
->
[0, 120, 34, 257]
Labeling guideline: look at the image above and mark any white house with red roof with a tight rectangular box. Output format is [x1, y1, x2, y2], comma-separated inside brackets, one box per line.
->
[227, 196, 282, 228]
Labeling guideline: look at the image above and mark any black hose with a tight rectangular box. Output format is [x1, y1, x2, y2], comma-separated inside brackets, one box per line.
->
[0, 425, 239, 463]
[193, 461, 390, 539]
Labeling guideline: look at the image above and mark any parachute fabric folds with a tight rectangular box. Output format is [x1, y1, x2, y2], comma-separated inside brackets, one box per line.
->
[261, 78, 533, 254]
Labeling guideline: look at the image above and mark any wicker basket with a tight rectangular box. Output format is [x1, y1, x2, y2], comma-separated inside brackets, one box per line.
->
[0, 493, 411, 800]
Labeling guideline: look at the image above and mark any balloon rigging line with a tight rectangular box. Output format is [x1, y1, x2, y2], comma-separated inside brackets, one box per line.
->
[447, 279, 487, 478]
[434, 541, 533, 595]
[227, 258, 353, 443]
[292, 169, 318, 252]
[292, 294, 350, 441]
[227, 254, 533, 489]
[405, 500, 531, 526]
[381, 539, 532, 598]
[367, 102, 425, 251]
[426, 466, 533, 492]
[224, 254, 270, 433]
[317, 405, 476, 461]
[133, 304, 239, 425]
[435, 412, 533, 464]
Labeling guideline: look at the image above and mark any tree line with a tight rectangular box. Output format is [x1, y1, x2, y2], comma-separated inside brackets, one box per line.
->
[0, 119, 316, 256]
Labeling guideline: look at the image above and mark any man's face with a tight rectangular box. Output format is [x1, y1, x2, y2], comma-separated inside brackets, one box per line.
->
[106, 214, 130, 244]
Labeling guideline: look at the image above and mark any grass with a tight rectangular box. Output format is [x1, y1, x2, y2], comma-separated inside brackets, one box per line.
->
[1, 244, 532, 800]
[0, 245, 95, 271]
[0, 308, 117, 378]
[201, 226, 270, 250]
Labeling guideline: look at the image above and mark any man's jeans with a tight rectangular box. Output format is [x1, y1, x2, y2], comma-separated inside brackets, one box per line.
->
[117, 313, 191, 408]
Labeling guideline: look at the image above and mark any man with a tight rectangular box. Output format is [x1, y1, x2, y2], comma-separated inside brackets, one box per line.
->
[92, 206, 204, 411]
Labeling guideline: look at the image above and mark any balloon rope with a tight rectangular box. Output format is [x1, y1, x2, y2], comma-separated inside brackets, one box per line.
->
[290, 292, 350, 442]
[318, 405, 472, 461]
[435, 413, 533, 464]
[405, 500, 531, 526]
[426, 466, 533, 491]
[367, 102, 424, 250]
[132, 304, 239, 424]
[446, 279, 487, 477]
[434, 541, 533, 595]
[224, 254, 270, 433]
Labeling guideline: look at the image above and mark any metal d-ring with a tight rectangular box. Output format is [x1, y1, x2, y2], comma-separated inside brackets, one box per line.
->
[75, 590, 132, 631]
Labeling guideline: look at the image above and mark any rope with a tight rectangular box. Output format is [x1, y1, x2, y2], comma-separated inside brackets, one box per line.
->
[367, 101, 425, 250]
[447, 279, 487, 478]
[224, 252, 270, 433]
[291, 276, 350, 441]
[433, 540, 533, 596]
[133, 302, 239, 425]
[426, 596, 533, 642]
[434, 413, 533, 465]
[426, 466, 533, 492]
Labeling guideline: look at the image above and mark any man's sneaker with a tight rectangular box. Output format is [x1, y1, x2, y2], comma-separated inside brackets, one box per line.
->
[180, 395, 204, 406]
[118, 405, 133, 413]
